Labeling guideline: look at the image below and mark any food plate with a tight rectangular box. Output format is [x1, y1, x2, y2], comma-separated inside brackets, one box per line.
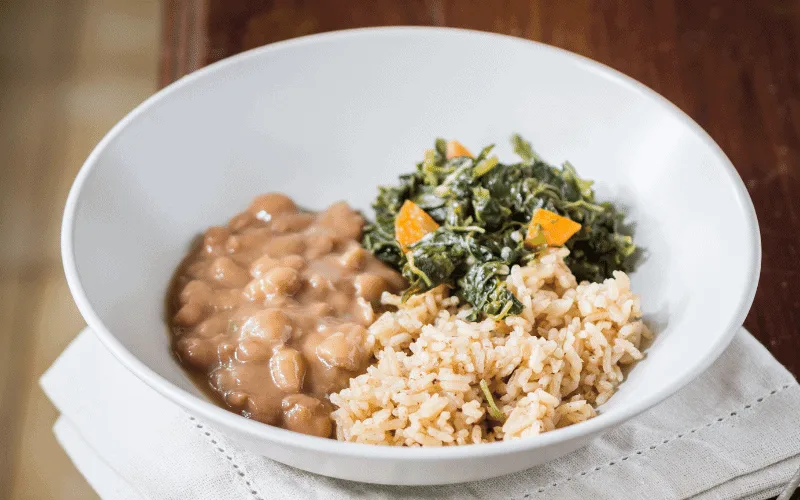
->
[61, 27, 760, 484]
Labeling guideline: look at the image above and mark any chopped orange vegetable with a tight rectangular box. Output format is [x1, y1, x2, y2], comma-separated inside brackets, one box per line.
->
[395, 200, 440, 250]
[525, 209, 582, 247]
[446, 140, 472, 159]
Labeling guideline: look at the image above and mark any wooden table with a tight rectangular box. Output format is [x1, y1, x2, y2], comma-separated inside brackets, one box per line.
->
[161, 0, 800, 377]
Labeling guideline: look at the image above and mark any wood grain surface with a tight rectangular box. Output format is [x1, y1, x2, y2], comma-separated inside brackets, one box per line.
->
[1, 2, 161, 498]
[161, 0, 800, 377]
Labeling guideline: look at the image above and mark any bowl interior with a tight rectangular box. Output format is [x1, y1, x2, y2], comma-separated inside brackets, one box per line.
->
[65, 29, 757, 436]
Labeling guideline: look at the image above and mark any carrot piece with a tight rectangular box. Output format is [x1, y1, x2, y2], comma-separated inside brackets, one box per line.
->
[525, 209, 582, 247]
[395, 200, 440, 250]
[446, 140, 472, 159]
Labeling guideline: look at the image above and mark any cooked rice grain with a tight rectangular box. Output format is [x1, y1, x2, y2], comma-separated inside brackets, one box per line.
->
[330, 248, 650, 446]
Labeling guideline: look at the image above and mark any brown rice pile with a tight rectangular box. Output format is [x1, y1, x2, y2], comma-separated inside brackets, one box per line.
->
[330, 248, 650, 446]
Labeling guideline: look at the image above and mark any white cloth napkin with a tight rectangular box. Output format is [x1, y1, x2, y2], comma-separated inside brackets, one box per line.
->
[41, 328, 800, 500]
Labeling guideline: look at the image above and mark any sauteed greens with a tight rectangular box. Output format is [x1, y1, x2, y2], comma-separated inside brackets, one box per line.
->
[361, 135, 636, 319]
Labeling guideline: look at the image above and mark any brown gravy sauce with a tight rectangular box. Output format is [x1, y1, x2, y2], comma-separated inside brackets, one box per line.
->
[167, 194, 405, 437]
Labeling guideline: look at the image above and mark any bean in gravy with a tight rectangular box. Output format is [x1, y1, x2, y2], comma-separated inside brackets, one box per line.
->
[168, 194, 405, 437]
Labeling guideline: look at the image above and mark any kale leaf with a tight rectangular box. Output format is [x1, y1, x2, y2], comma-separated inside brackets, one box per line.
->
[458, 261, 523, 320]
[361, 135, 637, 318]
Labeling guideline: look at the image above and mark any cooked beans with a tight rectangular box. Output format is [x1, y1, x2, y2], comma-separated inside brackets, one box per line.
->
[281, 394, 332, 438]
[204, 226, 230, 247]
[339, 244, 367, 271]
[195, 316, 228, 337]
[248, 192, 297, 216]
[175, 336, 217, 370]
[354, 273, 390, 304]
[173, 302, 206, 326]
[168, 194, 404, 437]
[315, 325, 369, 371]
[209, 257, 250, 288]
[249, 254, 279, 278]
[270, 347, 306, 393]
[263, 266, 301, 295]
[239, 309, 292, 343]
[179, 280, 213, 305]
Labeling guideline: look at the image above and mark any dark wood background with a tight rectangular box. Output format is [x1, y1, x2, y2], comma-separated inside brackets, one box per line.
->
[161, 0, 800, 377]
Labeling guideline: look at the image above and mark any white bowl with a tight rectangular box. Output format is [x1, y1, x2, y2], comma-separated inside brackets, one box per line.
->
[62, 27, 760, 485]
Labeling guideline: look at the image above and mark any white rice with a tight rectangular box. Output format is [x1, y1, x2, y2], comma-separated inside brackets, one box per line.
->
[330, 248, 650, 446]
